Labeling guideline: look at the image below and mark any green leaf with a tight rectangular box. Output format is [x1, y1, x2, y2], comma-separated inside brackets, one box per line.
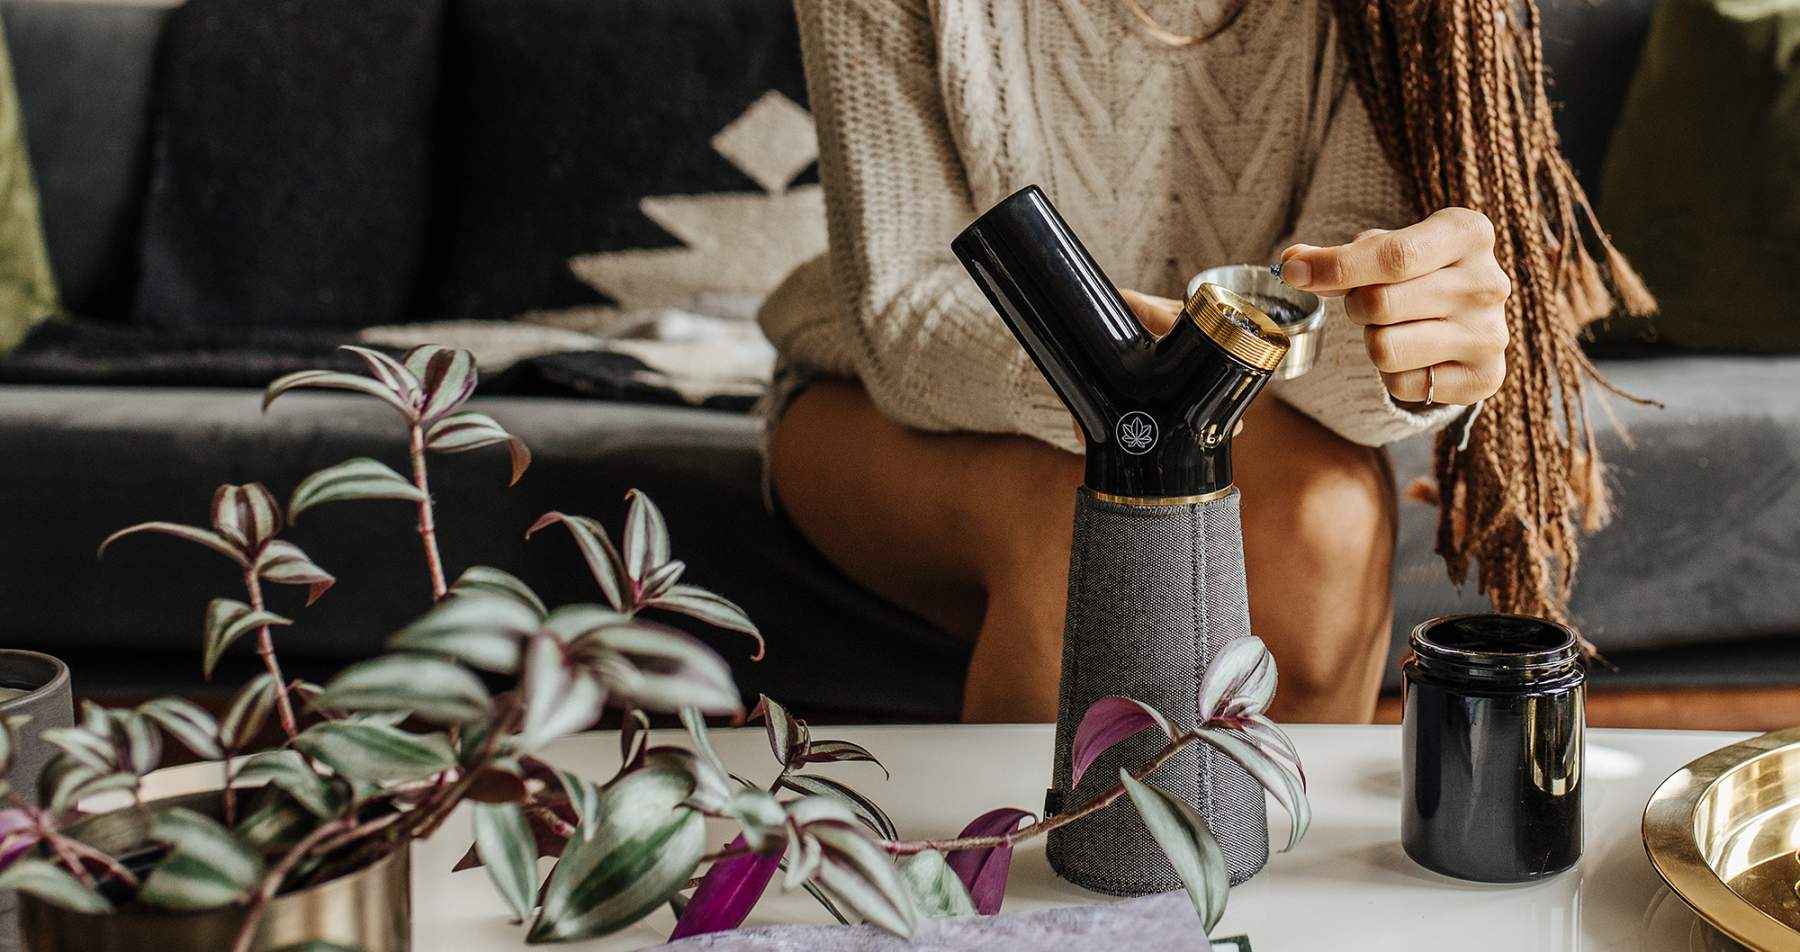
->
[808, 823, 918, 939]
[312, 654, 491, 724]
[405, 346, 479, 424]
[0, 859, 110, 913]
[263, 369, 416, 420]
[98, 521, 248, 567]
[234, 793, 316, 853]
[621, 490, 671, 582]
[898, 849, 977, 919]
[341, 344, 421, 405]
[255, 540, 336, 606]
[644, 584, 765, 661]
[138, 807, 266, 911]
[1197, 727, 1310, 852]
[519, 636, 606, 750]
[387, 594, 538, 674]
[288, 458, 426, 522]
[203, 598, 291, 680]
[221, 673, 278, 750]
[234, 750, 341, 819]
[138, 697, 223, 760]
[1119, 769, 1228, 933]
[640, 748, 730, 815]
[211, 483, 283, 552]
[583, 623, 740, 715]
[426, 411, 532, 485]
[449, 566, 547, 619]
[777, 774, 897, 841]
[474, 802, 539, 923]
[293, 722, 455, 784]
[525, 512, 627, 611]
[527, 766, 705, 943]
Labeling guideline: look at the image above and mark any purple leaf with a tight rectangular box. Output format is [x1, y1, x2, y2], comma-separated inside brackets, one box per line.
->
[1070, 696, 1177, 786]
[668, 835, 780, 940]
[1198, 636, 1276, 720]
[943, 807, 1031, 915]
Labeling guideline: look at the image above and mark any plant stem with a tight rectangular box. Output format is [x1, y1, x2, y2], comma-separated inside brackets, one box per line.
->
[52, 833, 139, 889]
[878, 732, 1200, 857]
[408, 424, 448, 600]
[229, 812, 398, 952]
[243, 570, 299, 738]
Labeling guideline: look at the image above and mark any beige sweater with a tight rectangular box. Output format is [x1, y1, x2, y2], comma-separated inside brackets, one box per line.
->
[760, 0, 1456, 451]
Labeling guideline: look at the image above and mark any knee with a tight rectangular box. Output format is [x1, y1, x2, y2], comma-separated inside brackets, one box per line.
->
[1257, 440, 1393, 574]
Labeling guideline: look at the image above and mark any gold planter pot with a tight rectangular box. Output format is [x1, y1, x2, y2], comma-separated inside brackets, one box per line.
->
[1644, 725, 1800, 951]
[17, 792, 410, 952]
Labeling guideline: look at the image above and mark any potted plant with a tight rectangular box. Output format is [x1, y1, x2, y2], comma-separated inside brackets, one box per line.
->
[0, 649, 72, 951]
[0, 345, 1308, 951]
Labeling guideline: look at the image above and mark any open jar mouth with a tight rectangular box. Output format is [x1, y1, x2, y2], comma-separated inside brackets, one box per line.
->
[1409, 613, 1581, 682]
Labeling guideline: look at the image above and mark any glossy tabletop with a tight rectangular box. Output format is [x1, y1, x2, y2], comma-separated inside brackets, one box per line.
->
[142, 723, 1758, 950]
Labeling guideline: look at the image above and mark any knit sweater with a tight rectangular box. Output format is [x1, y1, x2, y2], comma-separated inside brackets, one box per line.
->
[760, 0, 1458, 451]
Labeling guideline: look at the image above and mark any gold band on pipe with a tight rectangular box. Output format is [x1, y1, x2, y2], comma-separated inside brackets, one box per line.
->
[1184, 283, 1288, 372]
[1082, 485, 1236, 507]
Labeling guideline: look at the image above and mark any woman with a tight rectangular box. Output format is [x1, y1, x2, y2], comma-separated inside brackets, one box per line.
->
[760, 0, 1649, 722]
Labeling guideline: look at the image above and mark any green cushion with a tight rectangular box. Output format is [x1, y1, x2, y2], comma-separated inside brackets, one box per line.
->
[0, 9, 54, 352]
[1597, 0, 1800, 352]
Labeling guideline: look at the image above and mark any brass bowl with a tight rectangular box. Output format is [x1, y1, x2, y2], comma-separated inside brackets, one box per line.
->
[1645, 725, 1800, 950]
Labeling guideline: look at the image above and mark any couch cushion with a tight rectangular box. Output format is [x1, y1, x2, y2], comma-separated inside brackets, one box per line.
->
[0, 0, 173, 321]
[133, 0, 441, 331]
[416, 0, 814, 323]
[1387, 355, 1800, 687]
[0, 4, 56, 351]
[0, 386, 965, 718]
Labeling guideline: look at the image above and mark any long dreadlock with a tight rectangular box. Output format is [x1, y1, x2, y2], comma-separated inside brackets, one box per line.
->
[1330, 0, 1657, 629]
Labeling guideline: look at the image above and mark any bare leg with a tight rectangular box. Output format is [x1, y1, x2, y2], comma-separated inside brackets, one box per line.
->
[769, 379, 1394, 724]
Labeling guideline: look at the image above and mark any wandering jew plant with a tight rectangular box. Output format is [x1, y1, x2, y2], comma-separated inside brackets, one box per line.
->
[0, 345, 1307, 948]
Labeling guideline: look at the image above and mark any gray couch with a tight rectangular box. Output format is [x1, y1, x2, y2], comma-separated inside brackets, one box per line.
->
[2, 0, 1795, 718]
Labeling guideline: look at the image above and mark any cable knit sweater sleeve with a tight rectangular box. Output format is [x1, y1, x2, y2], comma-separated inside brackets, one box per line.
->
[1265, 52, 1462, 446]
[788, 0, 1075, 448]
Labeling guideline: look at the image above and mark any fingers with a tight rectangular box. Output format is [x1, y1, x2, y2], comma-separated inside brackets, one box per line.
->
[1280, 208, 1495, 294]
[1119, 288, 1183, 336]
[1343, 264, 1511, 327]
[1363, 319, 1503, 375]
[1381, 361, 1505, 407]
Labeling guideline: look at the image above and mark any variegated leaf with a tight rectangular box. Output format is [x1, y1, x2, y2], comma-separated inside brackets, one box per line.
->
[138, 807, 265, 910]
[288, 458, 425, 522]
[527, 766, 705, 943]
[1198, 636, 1278, 721]
[292, 722, 455, 784]
[750, 695, 806, 767]
[777, 774, 897, 841]
[448, 566, 547, 619]
[340, 344, 421, 405]
[211, 483, 283, 552]
[0, 859, 109, 913]
[620, 490, 671, 582]
[1120, 769, 1227, 932]
[640, 747, 731, 815]
[1238, 713, 1305, 781]
[519, 636, 606, 750]
[233, 750, 341, 819]
[808, 822, 918, 938]
[425, 411, 531, 485]
[254, 540, 336, 606]
[138, 697, 223, 760]
[678, 707, 730, 788]
[47, 766, 138, 816]
[203, 599, 291, 680]
[387, 593, 538, 674]
[312, 654, 490, 724]
[798, 740, 888, 778]
[97, 521, 248, 567]
[405, 346, 478, 424]
[524, 512, 627, 611]
[221, 673, 278, 750]
[1198, 727, 1310, 852]
[583, 622, 740, 715]
[263, 369, 416, 420]
[554, 769, 604, 840]
[723, 789, 787, 854]
[644, 584, 765, 660]
[39, 726, 115, 773]
[898, 849, 977, 919]
[638, 560, 684, 599]
[0, 715, 22, 775]
[473, 801, 538, 923]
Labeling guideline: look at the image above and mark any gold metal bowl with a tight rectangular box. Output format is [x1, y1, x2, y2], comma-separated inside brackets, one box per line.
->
[1645, 725, 1800, 950]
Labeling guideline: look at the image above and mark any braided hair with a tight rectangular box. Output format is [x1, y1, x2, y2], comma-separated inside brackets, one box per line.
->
[1330, 0, 1656, 631]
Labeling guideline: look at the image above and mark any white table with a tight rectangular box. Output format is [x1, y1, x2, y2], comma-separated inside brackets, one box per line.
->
[144, 723, 1755, 950]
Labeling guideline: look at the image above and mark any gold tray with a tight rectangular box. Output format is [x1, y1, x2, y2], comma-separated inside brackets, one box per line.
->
[1645, 725, 1800, 950]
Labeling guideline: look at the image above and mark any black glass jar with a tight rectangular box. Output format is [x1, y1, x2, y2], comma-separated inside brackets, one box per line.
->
[1402, 613, 1585, 882]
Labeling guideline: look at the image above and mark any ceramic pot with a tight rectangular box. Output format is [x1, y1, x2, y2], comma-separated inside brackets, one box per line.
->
[18, 791, 411, 952]
[0, 651, 74, 952]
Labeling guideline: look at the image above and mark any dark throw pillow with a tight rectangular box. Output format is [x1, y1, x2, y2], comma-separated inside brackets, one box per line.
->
[415, 0, 811, 323]
[133, 0, 442, 331]
[0, 7, 57, 352]
[1598, 0, 1800, 352]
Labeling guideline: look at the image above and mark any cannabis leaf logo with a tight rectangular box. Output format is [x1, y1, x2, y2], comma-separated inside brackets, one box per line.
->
[1116, 412, 1159, 455]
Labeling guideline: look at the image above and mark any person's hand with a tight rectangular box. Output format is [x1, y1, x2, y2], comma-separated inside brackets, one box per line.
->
[1067, 288, 1238, 446]
[1278, 207, 1510, 407]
